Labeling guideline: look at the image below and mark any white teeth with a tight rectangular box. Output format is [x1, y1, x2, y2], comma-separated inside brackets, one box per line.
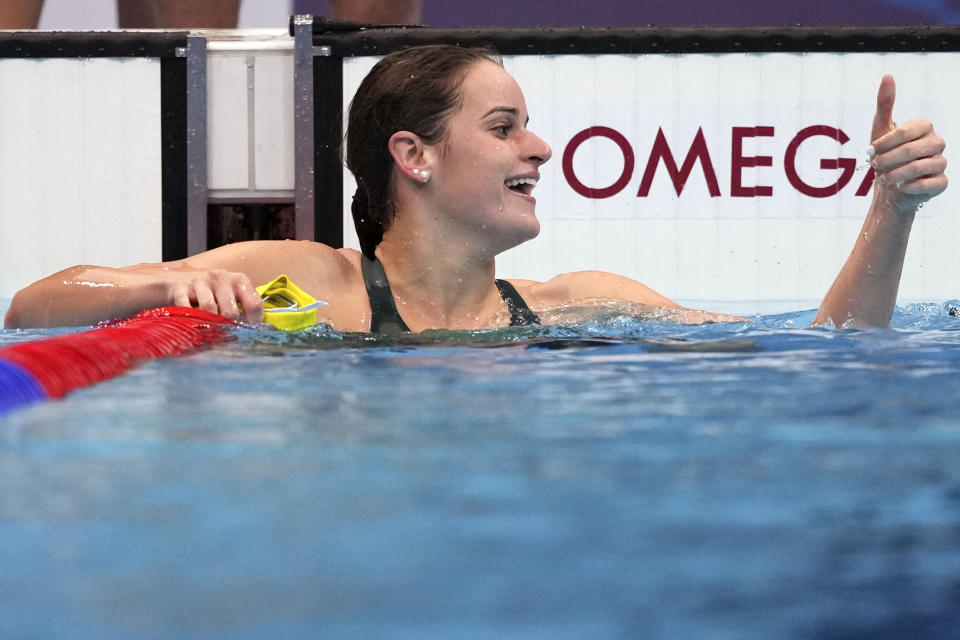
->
[505, 177, 538, 188]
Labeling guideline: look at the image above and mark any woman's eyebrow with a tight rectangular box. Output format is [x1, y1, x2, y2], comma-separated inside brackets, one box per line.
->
[480, 106, 518, 120]
[479, 106, 530, 126]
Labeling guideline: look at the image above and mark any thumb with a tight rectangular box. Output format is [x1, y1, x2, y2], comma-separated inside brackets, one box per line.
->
[871, 74, 896, 144]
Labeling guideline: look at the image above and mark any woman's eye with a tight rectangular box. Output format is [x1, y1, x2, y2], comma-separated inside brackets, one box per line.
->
[494, 125, 510, 136]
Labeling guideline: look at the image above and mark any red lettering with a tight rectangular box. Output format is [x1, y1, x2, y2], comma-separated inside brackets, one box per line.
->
[562, 124, 872, 199]
[784, 125, 857, 198]
[731, 126, 774, 197]
[562, 126, 634, 199]
[856, 166, 875, 196]
[638, 128, 720, 198]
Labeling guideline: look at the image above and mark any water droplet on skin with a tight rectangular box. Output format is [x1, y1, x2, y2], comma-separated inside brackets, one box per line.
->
[63, 280, 115, 288]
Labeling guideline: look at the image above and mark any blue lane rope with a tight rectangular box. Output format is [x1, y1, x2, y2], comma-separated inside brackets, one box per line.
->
[0, 358, 48, 414]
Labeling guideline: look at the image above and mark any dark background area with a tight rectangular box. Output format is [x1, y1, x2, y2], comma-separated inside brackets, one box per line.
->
[296, 0, 960, 26]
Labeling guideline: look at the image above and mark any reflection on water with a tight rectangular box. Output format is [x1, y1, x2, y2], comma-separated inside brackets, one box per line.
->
[3, 303, 960, 638]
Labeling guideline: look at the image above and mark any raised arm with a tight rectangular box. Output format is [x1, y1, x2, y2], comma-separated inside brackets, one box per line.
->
[813, 75, 948, 328]
[2, 240, 314, 329]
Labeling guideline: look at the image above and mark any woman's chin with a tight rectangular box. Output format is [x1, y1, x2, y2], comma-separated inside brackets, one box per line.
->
[480, 210, 541, 254]
[526, 217, 541, 241]
[505, 214, 540, 247]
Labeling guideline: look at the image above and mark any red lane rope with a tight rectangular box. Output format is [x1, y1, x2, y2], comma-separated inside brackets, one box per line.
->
[0, 306, 235, 401]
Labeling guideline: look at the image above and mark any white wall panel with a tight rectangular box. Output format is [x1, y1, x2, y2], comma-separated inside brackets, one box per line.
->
[207, 54, 249, 189]
[254, 54, 295, 190]
[794, 218, 836, 306]
[0, 58, 162, 299]
[918, 53, 960, 302]
[716, 218, 759, 303]
[82, 60, 126, 264]
[676, 218, 718, 301]
[39, 60, 83, 276]
[118, 59, 163, 263]
[0, 60, 43, 300]
[597, 219, 640, 283]
[554, 220, 596, 274]
[636, 219, 679, 299]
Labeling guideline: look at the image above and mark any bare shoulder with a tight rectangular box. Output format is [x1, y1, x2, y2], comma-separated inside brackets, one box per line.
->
[509, 270, 679, 310]
[174, 240, 363, 293]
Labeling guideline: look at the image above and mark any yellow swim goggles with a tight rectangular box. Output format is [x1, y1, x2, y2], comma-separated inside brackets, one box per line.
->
[255, 275, 327, 331]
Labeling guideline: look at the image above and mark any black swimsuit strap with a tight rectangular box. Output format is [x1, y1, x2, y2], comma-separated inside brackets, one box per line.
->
[361, 255, 541, 333]
[361, 254, 411, 333]
[495, 279, 541, 327]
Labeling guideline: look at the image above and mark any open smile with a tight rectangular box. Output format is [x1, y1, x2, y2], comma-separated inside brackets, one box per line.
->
[504, 176, 538, 203]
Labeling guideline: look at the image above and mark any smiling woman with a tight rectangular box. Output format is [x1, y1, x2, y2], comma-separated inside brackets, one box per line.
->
[2, 44, 948, 332]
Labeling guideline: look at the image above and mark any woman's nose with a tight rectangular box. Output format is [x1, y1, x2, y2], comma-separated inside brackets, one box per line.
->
[525, 130, 552, 165]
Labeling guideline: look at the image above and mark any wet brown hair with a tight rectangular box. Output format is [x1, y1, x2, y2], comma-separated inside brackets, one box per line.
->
[345, 44, 502, 258]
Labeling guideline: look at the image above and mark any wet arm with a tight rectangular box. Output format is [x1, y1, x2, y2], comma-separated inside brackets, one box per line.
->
[1, 241, 309, 329]
[812, 192, 916, 328]
[535, 270, 744, 324]
[813, 76, 947, 328]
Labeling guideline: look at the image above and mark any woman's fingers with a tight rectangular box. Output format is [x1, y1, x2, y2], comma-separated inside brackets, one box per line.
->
[171, 285, 192, 308]
[234, 279, 264, 324]
[167, 270, 265, 324]
[870, 74, 896, 143]
[192, 279, 219, 314]
[899, 173, 949, 197]
[865, 79, 948, 207]
[881, 154, 948, 187]
[869, 117, 947, 206]
[871, 118, 935, 155]
[210, 276, 241, 320]
[205, 271, 265, 324]
[872, 132, 945, 173]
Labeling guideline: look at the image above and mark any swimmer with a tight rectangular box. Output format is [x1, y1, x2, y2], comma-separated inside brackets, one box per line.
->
[3, 45, 947, 331]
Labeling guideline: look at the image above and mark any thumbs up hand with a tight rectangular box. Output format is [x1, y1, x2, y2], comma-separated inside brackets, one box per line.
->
[868, 75, 947, 212]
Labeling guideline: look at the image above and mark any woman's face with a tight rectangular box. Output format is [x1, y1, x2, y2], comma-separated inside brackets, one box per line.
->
[426, 60, 552, 254]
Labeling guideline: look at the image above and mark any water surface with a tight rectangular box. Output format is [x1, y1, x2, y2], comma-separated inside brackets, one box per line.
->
[3, 302, 960, 639]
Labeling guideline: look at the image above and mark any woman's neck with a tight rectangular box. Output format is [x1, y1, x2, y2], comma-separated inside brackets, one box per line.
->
[374, 222, 505, 330]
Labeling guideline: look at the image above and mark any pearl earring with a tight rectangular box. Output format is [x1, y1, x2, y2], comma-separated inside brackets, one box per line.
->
[419, 170, 431, 183]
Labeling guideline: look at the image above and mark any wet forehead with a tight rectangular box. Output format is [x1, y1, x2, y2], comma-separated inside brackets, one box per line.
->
[458, 61, 527, 119]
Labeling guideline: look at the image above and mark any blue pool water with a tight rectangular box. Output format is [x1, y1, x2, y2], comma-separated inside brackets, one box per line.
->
[3, 301, 960, 639]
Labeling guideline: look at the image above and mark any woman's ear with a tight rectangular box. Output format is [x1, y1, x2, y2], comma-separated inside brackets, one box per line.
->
[388, 131, 432, 183]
